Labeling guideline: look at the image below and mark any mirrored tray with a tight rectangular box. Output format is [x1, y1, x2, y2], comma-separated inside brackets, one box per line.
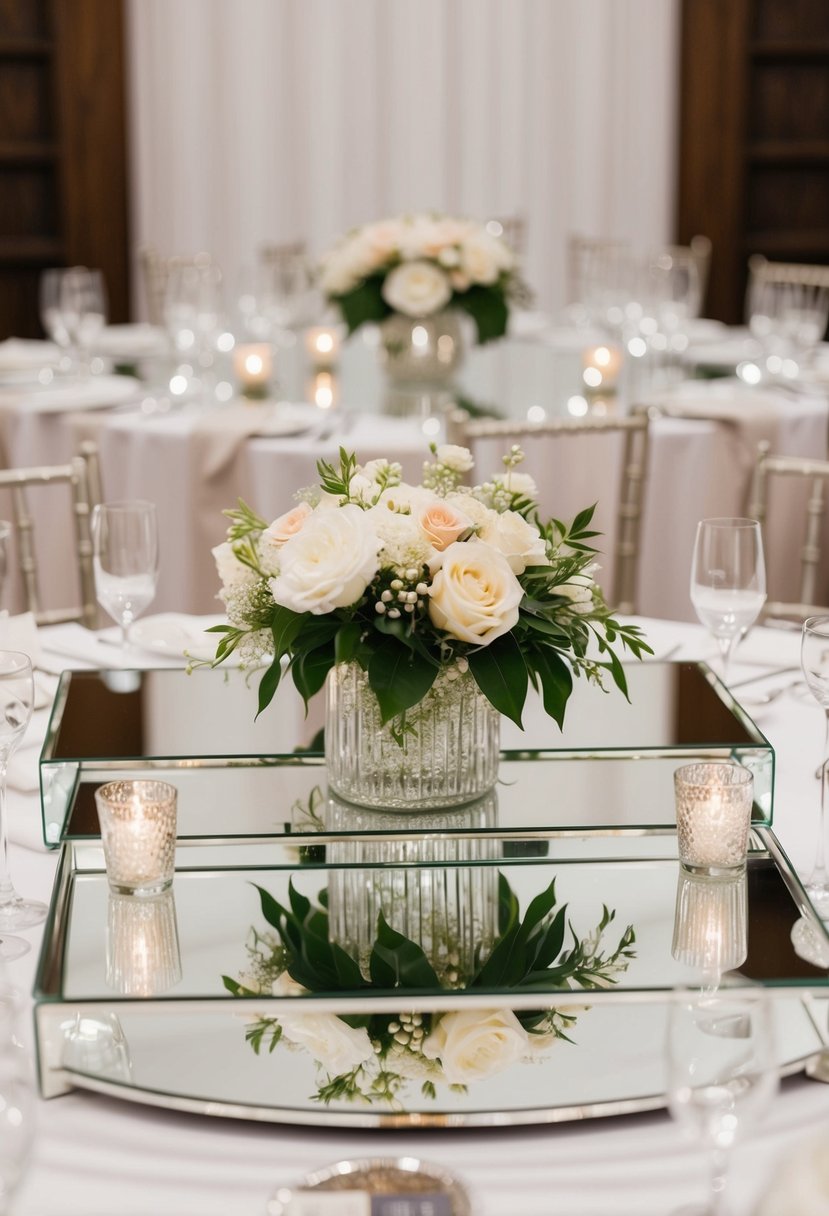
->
[39, 661, 773, 845]
[33, 827, 828, 1127]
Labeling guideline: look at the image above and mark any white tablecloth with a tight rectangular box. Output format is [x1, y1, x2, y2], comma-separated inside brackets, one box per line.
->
[6, 616, 829, 1215]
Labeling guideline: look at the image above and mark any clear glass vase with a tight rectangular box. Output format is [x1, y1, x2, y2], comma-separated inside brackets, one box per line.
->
[325, 660, 500, 810]
[326, 790, 501, 982]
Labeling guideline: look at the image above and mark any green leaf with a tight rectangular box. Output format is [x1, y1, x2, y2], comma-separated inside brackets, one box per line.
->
[367, 638, 438, 724]
[467, 633, 528, 728]
[256, 654, 284, 717]
[335, 621, 362, 664]
[527, 645, 573, 729]
[290, 618, 340, 654]
[292, 646, 335, 706]
[272, 604, 305, 661]
[455, 284, 509, 343]
[371, 913, 441, 988]
[528, 905, 568, 971]
[222, 975, 244, 995]
[335, 276, 390, 333]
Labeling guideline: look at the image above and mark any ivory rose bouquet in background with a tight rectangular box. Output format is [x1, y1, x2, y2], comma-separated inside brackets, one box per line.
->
[319, 213, 529, 343]
[209, 444, 650, 729]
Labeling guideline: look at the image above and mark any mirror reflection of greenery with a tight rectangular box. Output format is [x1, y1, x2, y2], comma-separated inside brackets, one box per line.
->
[222, 875, 635, 1107]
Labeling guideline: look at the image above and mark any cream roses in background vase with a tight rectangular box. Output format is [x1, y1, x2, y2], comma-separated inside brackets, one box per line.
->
[319, 213, 530, 390]
[209, 443, 650, 810]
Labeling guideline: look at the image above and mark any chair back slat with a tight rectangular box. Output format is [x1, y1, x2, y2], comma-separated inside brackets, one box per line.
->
[444, 410, 650, 614]
[0, 451, 99, 627]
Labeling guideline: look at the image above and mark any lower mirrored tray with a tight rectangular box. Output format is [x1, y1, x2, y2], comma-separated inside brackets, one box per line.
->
[33, 828, 829, 1127]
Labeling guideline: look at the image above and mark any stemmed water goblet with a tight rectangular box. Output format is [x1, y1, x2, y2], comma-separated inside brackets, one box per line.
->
[798, 616, 829, 916]
[666, 984, 778, 1215]
[91, 501, 159, 652]
[690, 518, 767, 687]
[0, 651, 46, 960]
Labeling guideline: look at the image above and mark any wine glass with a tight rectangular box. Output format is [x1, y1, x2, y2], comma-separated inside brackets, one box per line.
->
[799, 616, 829, 916]
[0, 651, 46, 959]
[91, 501, 159, 650]
[0, 520, 11, 612]
[666, 984, 778, 1215]
[690, 518, 767, 686]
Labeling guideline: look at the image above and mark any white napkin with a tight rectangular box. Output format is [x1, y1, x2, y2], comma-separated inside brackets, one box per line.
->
[0, 373, 139, 414]
[0, 337, 60, 372]
[0, 611, 43, 668]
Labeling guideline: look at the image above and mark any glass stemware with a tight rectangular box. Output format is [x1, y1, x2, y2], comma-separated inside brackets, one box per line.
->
[690, 518, 767, 686]
[666, 984, 777, 1216]
[0, 651, 46, 958]
[799, 615, 829, 916]
[91, 501, 159, 651]
[0, 520, 11, 612]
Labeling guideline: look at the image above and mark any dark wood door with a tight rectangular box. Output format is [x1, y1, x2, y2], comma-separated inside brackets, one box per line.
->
[678, 0, 829, 322]
[0, 0, 129, 339]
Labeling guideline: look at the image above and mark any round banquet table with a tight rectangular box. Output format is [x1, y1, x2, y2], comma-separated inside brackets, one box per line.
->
[0, 327, 827, 624]
[6, 614, 829, 1216]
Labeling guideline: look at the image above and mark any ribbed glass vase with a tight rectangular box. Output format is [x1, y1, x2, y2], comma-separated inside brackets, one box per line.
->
[325, 660, 500, 810]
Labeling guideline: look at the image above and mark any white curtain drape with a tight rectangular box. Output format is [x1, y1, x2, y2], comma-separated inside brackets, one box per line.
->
[126, 0, 679, 316]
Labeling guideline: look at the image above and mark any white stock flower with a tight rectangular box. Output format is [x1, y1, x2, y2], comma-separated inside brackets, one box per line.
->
[435, 444, 474, 473]
[422, 1008, 528, 1084]
[367, 507, 434, 573]
[278, 1012, 374, 1076]
[428, 540, 523, 645]
[382, 260, 452, 318]
[212, 541, 257, 591]
[501, 471, 539, 501]
[269, 504, 381, 614]
[478, 510, 549, 574]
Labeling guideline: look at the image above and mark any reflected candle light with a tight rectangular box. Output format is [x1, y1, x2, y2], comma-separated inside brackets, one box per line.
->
[233, 343, 272, 399]
[305, 326, 340, 370]
[308, 370, 338, 410]
[94, 779, 178, 896]
[582, 344, 622, 392]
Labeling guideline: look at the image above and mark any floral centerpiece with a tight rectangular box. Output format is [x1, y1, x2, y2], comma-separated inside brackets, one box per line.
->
[210, 443, 650, 808]
[223, 874, 635, 1108]
[319, 212, 529, 345]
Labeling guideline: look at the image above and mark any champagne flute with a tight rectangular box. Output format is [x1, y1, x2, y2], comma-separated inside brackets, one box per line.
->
[0, 651, 46, 959]
[666, 984, 777, 1215]
[91, 501, 159, 651]
[690, 518, 767, 686]
[799, 616, 829, 916]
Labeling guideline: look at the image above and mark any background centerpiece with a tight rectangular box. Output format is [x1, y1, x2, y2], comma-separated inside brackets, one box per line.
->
[210, 443, 650, 809]
[319, 213, 529, 394]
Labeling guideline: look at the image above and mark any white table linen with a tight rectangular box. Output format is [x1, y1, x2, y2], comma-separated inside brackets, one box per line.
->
[6, 616, 829, 1216]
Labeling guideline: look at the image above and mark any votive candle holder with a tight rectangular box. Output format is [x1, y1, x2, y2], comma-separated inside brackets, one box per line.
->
[106, 890, 182, 996]
[674, 762, 754, 876]
[95, 779, 178, 896]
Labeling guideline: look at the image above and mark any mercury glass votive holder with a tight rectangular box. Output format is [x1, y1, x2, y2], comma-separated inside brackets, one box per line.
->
[674, 762, 754, 876]
[94, 779, 178, 896]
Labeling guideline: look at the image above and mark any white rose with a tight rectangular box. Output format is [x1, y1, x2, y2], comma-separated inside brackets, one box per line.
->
[459, 232, 502, 285]
[478, 510, 549, 575]
[382, 260, 452, 318]
[278, 1012, 374, 1076]
[435, 443, 474, 473]
[422, 1008, 528, 1084]
[269, 504, 381, 615]
[374, 482, 432, 514]
[556, 572, 596, 614]
[428, 540, 523, 645]
[212, 541, 257, 591]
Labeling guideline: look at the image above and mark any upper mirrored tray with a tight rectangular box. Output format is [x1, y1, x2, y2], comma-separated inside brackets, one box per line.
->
[40, 662, 773, 845]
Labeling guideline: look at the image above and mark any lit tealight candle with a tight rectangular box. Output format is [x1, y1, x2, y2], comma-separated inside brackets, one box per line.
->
[308, 370, 338, 411]
[233, 343, 273, 399]
[582, 344, 622, 392]
[94, 779, 178, 896]
[674, 762, 754, 876]
[305, 326, 340, 370]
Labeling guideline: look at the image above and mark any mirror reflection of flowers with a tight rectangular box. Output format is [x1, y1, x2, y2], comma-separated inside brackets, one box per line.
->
[222, 877, 635, 1106]
[319, 213, 531, 344]
[208, 445, 650, 729]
